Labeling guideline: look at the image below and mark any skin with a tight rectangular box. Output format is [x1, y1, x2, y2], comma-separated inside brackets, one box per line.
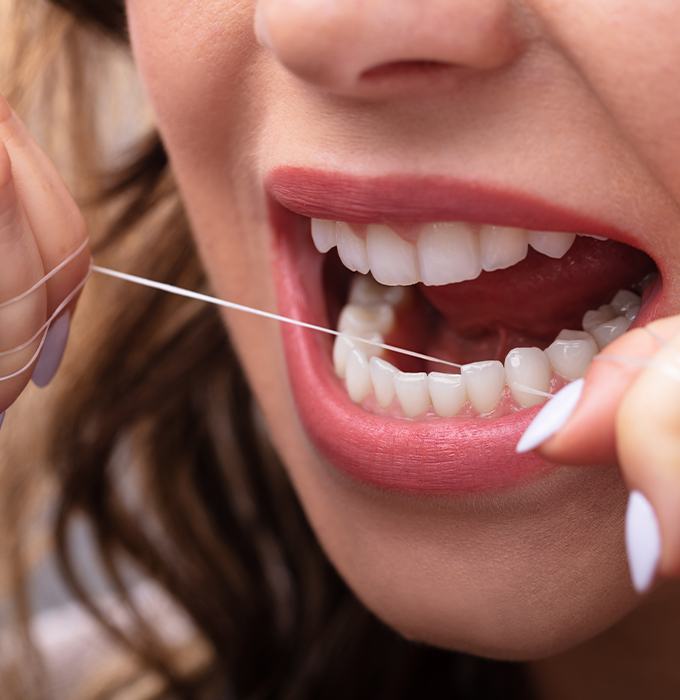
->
[3, 1, 680, 697]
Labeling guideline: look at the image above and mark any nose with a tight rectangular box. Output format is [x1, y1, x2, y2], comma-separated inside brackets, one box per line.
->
[255, 0, 522, 97]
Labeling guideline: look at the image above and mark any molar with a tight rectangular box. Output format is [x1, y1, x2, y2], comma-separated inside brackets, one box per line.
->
[504, 347, 551, 407]
[479, 225, 528, 272]
[366, 224, 419, 286]
[545, 330, 598, 380]
[417, 222, 481, 285]
[610, 289, 641, 317]
[428, 372, 467, 417]
[582, 304, 616, 334]
[591, 316, 631, 349]
[461, 360, 505, 414]
[527, 231, 577, 259]
[394, 371, 431, 417]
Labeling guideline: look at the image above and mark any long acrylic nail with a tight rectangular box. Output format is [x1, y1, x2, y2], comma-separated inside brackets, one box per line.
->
[625, 490, 660, 593]
[32, 311, 71, 388]
[516, 378, 584, 453]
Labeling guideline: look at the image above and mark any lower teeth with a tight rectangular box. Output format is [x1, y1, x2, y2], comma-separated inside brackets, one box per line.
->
[332, 274, 642, 418]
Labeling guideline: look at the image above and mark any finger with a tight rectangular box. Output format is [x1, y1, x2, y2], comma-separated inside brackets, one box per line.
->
[0, 96, 90, 318]
[533, 315, 680, 465]
[616, 328, 680, 580]
[0, 140, 47, 410]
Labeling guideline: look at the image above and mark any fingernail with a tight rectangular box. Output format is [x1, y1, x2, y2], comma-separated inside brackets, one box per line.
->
[32, 311, 71, 388]
[516, 378, 585, 453]
[253, 8, 272, 48]
[0, 412, 4, 429]
[626, 490, 660, 594]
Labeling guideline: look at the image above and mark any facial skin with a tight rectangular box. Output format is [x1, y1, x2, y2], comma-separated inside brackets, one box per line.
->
[124, 0, 680, 684]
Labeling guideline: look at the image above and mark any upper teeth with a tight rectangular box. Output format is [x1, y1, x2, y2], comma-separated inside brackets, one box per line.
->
[312, 218, 592, 286]
[332, 275, 641, 418]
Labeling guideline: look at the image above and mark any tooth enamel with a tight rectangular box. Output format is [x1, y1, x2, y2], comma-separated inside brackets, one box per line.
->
[582, 304, 616, 334]
[479, 225, 528, 272]
[345, 347, 372, 403]
[582, 234, 608, 241]
[417, 222, 481, 285]
[545, 330, 598, 380]
[349, 274, 406, 307]
[504, 347, 551, 407]
[625, 304, 640, 322]
[333, 333, 383, 378]
[394, 371, 431, 418]
[591, 316, 631, 349]
[461, 360, 505, 414]
[338, 304, 395, 336]
[428, 372, 467, 417]
[527, 231, 576, 259]
[366, 224, 419, 286]
[336, 222, 370, 274]
[369, 357, 398, 408]
[333, 335, 354, 377]
[311, 219, 337, 253]
[610, 289, 641, 316]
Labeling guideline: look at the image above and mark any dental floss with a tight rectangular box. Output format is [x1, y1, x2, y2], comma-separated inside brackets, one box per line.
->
[0, 267, 90, 382]
[91, 265, 467, 370]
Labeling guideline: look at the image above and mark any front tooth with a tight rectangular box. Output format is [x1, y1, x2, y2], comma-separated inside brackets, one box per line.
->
[338, 303, 395, 336]
[394, 371, 430, 418]
[428, 372, 467, 417]
[417, 222, 481, 286]
[582, 304, 616, 333]
[504, 347, 551, 407]
[479, 225, 528, 272]
[369, 357, 398, 408]
[545, 330, 598, 380]
[461, 360, 505, 414]
[345, 347, 372, 403]
[336, 223, 370, 274]
[610, 289, 641, 316]
[311, 219, 337, 253]
[366, 224, 419, 286]
[349, 274, 406, 307]
[527, 231, 576, 259]
[591, 316, 631, 349]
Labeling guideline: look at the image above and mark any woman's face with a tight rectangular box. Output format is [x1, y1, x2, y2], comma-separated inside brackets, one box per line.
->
[124, 1, 680, 658]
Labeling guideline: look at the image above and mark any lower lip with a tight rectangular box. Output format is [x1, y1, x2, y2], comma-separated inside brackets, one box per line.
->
[272, 207, 573, 494]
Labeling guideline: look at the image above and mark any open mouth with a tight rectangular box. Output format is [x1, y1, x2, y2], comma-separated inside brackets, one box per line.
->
[268, 168, 661, 493]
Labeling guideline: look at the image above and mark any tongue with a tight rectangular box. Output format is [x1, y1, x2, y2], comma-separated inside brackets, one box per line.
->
[420, 237, 655, 352]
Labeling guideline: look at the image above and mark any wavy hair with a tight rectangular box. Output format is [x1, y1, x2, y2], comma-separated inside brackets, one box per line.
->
[0, 1, 529, 697]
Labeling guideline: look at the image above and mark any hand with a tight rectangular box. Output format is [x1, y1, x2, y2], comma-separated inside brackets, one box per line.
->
[0, 95, 91, 420]
[517, 312, 680, 594]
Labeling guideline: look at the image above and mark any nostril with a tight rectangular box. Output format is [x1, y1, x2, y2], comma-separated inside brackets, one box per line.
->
[360, 60, 452, 82]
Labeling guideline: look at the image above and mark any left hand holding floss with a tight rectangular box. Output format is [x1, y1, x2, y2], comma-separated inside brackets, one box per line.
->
[517, 315, 680, 594]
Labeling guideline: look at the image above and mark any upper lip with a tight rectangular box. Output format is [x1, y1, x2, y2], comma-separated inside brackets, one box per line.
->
[266, 166, 647, 253]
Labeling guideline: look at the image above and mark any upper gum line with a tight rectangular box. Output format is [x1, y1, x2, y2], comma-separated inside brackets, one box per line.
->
[332, 275, 642, 420]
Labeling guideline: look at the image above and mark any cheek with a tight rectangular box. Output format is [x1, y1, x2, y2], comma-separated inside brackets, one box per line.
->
[536, 0, 680, 199]
[125, 0, 255, 161]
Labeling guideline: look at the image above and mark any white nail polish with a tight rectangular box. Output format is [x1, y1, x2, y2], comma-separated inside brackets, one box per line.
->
[515, 378, 584, 453]
[626, 490, 660, 594]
